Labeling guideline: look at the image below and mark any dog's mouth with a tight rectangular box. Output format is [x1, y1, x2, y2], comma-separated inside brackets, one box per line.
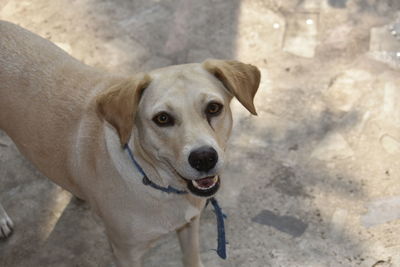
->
[164, 160, 220, 197]
[183, 175, 220, 197]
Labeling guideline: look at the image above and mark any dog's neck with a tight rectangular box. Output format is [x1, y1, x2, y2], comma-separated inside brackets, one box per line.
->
[130, 133, 186, 193]
[104, 125, 187, 196]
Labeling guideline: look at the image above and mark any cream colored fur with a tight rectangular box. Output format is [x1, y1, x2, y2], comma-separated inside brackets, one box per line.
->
[0, 20, 260, 267]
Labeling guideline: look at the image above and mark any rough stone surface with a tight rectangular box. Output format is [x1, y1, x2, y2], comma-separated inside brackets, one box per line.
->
[1, 0, 400, 266]
[362, 196, 400, 227]
[368, 15, 400, 69]
[283, 13, 319, 58]
[311, 132, 354, 161]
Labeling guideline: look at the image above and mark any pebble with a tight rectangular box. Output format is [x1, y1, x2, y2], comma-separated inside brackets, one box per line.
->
[380, 134, 400, 154]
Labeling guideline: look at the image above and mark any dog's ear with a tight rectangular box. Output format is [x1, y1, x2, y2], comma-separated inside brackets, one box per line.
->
[203, 59, 260, 115]
[96, 73, 151, 146]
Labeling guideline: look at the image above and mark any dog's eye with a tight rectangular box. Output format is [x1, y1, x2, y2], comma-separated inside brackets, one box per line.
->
[153, 112, 174, 127]
[205, 102, 223, 117]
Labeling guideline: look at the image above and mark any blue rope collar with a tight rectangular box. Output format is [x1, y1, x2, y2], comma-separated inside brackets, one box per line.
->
[125, 144, 187, 194]
[124, 144, 227, 259]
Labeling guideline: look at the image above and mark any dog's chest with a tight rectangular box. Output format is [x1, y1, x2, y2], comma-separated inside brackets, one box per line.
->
[144, 196, 202, 234]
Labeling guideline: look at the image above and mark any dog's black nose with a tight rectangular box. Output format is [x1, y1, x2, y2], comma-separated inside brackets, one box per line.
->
[188, 146, 218, 172]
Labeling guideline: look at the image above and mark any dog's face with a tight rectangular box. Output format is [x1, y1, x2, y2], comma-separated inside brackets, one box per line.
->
[135, 64, 233, 197]
[97, 59, 260, 197]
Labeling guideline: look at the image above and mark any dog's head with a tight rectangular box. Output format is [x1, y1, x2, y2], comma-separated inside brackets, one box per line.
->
[96, 59, 260, 197]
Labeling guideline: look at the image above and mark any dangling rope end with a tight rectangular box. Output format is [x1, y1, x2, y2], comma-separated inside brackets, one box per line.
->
[209, 197, 228, 260]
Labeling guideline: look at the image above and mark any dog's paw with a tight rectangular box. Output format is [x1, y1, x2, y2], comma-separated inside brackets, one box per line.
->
[0, 212, 14, 239]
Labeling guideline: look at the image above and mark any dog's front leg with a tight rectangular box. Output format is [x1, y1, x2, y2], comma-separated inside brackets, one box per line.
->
[110, 241, 149, 267]
[0, 202, 14, 239]
[177, 215, 204, 267]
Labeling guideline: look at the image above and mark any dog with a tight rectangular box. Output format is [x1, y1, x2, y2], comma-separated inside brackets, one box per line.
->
[0, 20, 260, 267]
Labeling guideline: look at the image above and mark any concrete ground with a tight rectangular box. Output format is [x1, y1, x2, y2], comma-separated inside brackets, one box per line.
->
[1, 0, 400, 266]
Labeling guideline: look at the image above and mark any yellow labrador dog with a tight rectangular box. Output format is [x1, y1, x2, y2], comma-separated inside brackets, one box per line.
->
[0, 21, 260, 267]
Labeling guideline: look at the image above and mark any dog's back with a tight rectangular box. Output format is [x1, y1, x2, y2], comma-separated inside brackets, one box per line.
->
[0, 21, 105, 194]
[0, 21, 98, 130]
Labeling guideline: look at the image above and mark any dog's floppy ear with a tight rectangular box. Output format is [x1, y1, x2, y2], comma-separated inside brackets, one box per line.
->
[203, 59, 260, 115]
[96, 73, 151, 146]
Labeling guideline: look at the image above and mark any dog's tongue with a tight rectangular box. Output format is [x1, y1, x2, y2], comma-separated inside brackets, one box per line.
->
[196, 177, 215, 188]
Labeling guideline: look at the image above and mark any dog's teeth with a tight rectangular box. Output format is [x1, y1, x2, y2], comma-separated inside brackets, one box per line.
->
[192, 180, 200, 189]
[191, 176, 218, 191]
